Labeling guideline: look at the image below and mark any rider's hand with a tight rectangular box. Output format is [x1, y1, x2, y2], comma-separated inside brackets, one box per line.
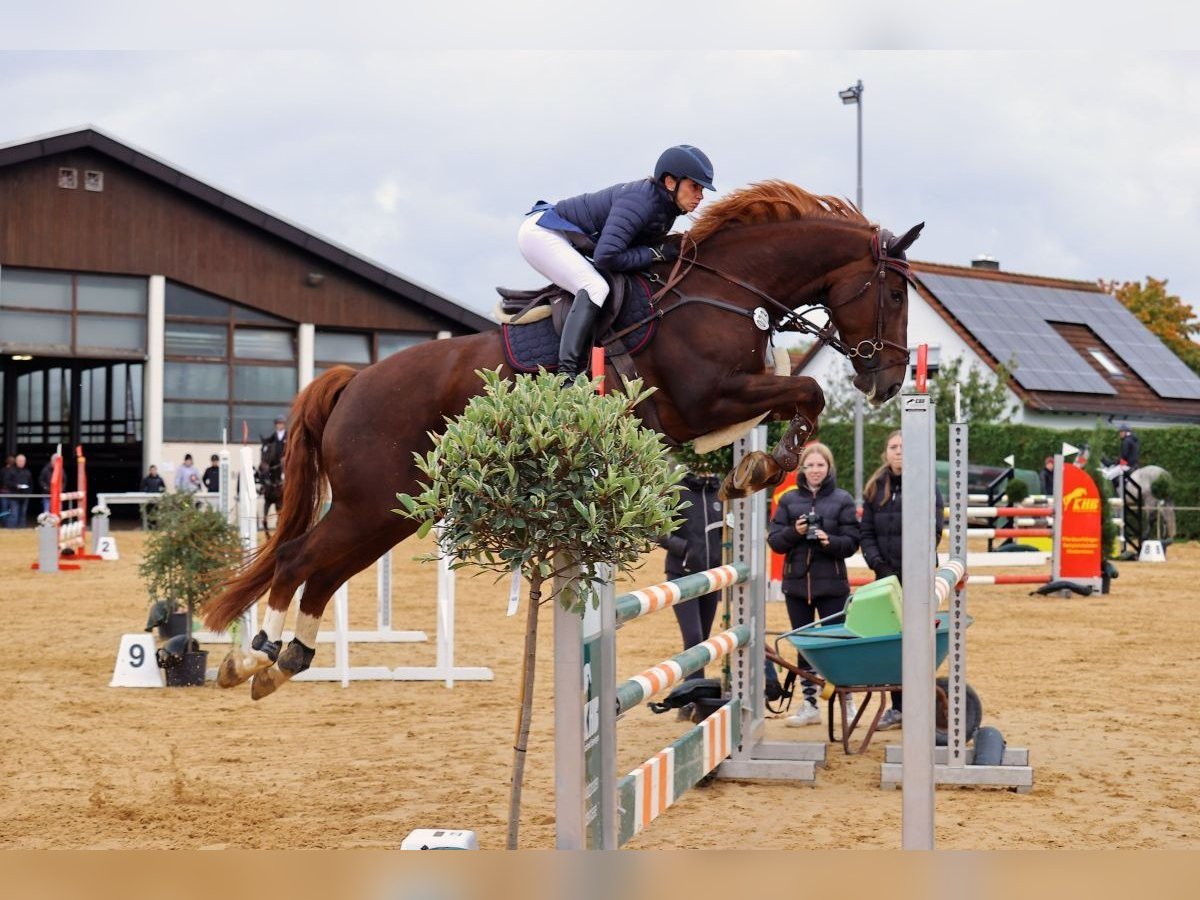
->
[650, 244, 680, 264]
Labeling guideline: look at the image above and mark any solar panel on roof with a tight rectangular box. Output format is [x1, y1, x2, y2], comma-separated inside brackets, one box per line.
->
[919, 273, 1200, 400]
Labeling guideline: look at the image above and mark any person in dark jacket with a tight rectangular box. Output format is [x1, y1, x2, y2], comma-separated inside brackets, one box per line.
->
[140, 466, 166, 493]
[859, 429, 945, 730]
[767, 442, 860, 727]
[517, 145, 716, 377]
[657, 471, 724, 686]
[202, 454, 221, 493]
[1117, 423, 1140, 471]
[1039, 456, 1055, 497]
[3, 453, 34, 527]
[38, 458, 55, 514]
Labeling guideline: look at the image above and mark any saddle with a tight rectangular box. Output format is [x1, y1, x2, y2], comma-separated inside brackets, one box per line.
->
[495, 273, 658, 375]
[495, 271, 636, 336]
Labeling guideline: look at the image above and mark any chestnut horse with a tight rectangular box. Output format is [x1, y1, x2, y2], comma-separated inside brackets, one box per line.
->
[205, 181, 922, 699]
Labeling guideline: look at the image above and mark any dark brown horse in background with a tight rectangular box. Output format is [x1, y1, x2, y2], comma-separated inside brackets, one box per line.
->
[205, 181, 922, 699]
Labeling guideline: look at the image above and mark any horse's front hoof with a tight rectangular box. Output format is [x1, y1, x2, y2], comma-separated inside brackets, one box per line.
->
[216, 647, 274, 689]
[718, 473, 749, 502]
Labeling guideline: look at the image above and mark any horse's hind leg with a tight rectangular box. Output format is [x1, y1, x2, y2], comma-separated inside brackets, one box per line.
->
[248, 510, 404, 700]
[215, 537, 307, 688]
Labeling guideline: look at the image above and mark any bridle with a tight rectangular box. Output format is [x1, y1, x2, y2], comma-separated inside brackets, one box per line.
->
[627, 228, 913, 373]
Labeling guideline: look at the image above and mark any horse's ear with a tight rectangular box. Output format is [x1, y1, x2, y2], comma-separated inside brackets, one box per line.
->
[891, 222, 925, 256]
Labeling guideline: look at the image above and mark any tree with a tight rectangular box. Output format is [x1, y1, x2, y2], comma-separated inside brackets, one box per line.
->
[394, 369, 682, 849]
[1103, 277, 1200, 375]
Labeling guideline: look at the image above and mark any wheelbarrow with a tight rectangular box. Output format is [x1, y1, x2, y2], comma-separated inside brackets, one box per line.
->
[767, 610, 981, 755]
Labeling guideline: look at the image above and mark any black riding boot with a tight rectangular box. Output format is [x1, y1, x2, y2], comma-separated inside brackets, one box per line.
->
[558, 290, 602, 379]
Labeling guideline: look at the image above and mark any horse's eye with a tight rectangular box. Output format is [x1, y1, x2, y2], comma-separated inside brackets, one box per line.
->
[891, 289, 905, 304]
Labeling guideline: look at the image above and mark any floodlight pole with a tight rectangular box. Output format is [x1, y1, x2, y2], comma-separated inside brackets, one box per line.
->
[841, 79, 866, 500]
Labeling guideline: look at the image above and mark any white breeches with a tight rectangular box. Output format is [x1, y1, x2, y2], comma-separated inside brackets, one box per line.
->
[517, 213, 609, 307]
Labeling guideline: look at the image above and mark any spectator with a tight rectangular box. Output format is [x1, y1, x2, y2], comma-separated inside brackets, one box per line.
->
[202, 454, 221, 493]
[0, 455, 13, 524]
[141, 466, 166, 493]
[3, 454, 34, 528]
[38, 458, 55, 514]
[859, 430, 945, 730]
[767, 442, 860, 727]
[175, 454, 201, 494]
[1039, 456, 1055, 497]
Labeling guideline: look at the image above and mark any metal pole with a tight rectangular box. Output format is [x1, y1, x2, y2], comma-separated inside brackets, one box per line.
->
[845, 79, 866, 501]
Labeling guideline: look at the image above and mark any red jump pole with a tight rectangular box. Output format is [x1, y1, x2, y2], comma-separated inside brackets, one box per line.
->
[915, 343, 929, 394]
[591, 347, 606, 396]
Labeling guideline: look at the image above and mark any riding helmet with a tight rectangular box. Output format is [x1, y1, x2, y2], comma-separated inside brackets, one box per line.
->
[654, 145, 716, 191]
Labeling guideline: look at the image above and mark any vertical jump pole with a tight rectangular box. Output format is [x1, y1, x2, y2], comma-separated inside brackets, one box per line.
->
[947, 394, 969, 769]
[901, 344, 936, 850]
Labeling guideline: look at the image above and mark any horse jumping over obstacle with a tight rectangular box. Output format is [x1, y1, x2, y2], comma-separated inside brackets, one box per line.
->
[203, 181, 923, 700]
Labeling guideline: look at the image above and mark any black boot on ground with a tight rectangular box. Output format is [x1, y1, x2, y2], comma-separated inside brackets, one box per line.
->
[557, 290, 602, 379]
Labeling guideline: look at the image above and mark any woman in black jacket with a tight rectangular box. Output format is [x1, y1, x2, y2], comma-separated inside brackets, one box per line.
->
[859, 429, 945, 730]
[767, 443, 860, 726]
[517, 145, 716, 377]
[658, 471, 725, 684]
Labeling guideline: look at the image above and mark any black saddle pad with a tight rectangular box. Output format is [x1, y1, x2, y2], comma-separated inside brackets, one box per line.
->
[501, 275, 657, 373]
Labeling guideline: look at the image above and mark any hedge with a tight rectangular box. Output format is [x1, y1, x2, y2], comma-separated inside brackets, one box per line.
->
[813, 422, 1200, 539]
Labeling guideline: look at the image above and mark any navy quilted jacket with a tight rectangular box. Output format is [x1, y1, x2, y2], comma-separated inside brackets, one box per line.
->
[551, 179, 680, 272]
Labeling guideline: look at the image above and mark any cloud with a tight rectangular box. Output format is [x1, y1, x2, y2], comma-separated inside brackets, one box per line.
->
[0, 48, 1198, 317]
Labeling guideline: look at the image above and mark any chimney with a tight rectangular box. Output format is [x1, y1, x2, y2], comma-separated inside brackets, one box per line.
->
[971, 255, 1000, 271]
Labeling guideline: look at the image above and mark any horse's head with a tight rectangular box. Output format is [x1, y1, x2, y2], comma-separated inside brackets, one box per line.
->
[825, 222, 924, 405]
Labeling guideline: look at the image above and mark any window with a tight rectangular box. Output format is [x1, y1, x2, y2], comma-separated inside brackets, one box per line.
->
[163, 281, 296, 441]
[1088, 348, 1124, 377]
[315, 331, 372, 366]
[0, 268, 147, 356]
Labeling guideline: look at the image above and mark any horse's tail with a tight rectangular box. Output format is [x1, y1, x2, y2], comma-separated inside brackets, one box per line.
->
[204, 366, 359, 632]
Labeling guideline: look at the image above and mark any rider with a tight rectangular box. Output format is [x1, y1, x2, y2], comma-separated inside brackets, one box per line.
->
[1117, 422, 1140, 472]
[517, 145, 716, 378]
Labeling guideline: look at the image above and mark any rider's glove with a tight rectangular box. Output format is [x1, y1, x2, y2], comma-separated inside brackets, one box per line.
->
[650, 243, 680, 264]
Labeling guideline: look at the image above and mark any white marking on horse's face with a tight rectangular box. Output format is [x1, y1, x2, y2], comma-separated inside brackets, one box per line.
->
[262, 607, 287, 643]
[294, 612, 321, 647]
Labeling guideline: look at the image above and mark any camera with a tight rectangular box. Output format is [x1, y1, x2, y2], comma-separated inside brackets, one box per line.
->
[803, 511, 823, 541]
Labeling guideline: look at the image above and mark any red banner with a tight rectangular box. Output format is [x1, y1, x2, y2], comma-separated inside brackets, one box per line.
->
[1058, 464, 1103, 580]
[767, 470, 798, 583]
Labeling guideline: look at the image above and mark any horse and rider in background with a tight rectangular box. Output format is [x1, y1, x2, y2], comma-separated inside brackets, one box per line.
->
[256, 415, 287, 535]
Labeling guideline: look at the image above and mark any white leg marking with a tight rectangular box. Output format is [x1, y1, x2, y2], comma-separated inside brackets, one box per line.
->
[262, 607, 287, 643]
[294, 611, 320, 647]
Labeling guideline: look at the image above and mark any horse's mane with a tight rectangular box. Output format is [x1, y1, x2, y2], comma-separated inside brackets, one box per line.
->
[687, 180, 868, 243]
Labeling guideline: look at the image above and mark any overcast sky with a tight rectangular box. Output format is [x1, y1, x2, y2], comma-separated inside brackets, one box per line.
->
[3, 12, 1198, 330]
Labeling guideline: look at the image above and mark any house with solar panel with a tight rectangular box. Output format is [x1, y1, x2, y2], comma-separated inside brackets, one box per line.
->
[796, 257, 1200, 427]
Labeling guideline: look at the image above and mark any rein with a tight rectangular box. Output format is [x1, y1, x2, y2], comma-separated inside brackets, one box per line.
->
[605, 229, 912, 372]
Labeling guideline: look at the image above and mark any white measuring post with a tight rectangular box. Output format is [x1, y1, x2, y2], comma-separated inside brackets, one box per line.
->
[901, 365, 937, 849]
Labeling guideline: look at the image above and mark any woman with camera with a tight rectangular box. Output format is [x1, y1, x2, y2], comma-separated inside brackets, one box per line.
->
[860, 429, 945, 730]
[767, 442, 860, 727]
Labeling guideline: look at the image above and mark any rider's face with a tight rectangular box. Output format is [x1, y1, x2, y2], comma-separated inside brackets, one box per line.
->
[667, 176, 706, 213]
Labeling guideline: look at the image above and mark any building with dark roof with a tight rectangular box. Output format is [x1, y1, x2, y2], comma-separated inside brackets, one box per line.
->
[0, 126, 494, 499]
[796, 257, 1200, 428]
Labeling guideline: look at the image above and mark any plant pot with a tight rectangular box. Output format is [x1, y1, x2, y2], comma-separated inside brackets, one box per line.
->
[156, 611, 189, 641]
[164, 649, 209, 687]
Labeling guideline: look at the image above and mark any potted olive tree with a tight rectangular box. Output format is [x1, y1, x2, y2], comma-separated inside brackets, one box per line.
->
[396, 369, 682, 848]
[138, 491, 242, 687]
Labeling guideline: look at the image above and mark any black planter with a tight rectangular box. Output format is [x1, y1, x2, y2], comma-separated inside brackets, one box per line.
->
[164, 649, 209, 687]
[156, 611, 189, 641]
